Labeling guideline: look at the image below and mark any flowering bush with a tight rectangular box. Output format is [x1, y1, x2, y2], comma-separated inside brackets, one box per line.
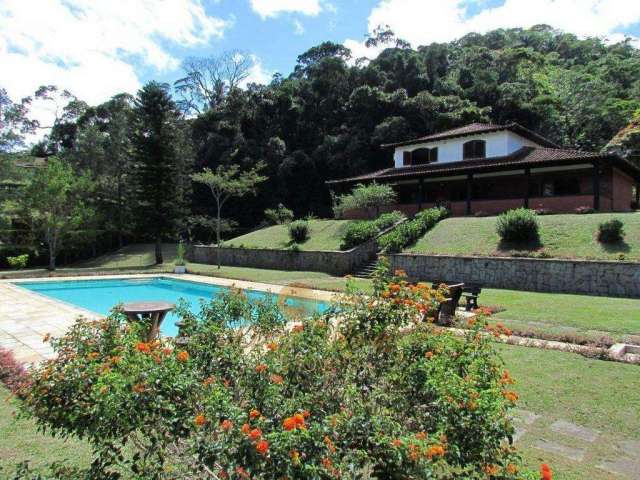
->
[20, 270, 525, 478]
[0, 347, 28, 393]
[496, 208, 539, 244]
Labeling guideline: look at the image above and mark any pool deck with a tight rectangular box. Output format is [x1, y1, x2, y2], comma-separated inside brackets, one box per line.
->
[0, 273, 337, 364]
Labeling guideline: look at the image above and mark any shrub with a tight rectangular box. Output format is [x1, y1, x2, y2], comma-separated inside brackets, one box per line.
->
[264, 204, 294, 225]
[0, 347, 28, 394]
[575, 206, 594, 214]
[7, 254, 29, 269]
[288, 220, 309, 243]
[598, 218, 625, 243]
[334, 182, 397, 219]
[20, 272, 524, 479]
[379, 207, 448, 253]
[175, 242, 186, 266]
[496, 208, 540, 243]
[340, 221, 379, 250]
[340, 211, 405, 250]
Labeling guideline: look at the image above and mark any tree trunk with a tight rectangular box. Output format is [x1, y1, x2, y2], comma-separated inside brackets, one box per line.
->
[155, 237, 163, 264]
[117, 176, 124, 249]
[47, 234, 56, 271]
[216, 202, 221, 269]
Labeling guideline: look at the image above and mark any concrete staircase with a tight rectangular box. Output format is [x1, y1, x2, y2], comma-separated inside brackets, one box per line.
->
[352, 257, 379, 278]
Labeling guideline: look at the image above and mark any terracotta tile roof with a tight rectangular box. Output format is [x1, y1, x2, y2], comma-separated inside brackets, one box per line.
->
[326, 147, 640, 184]
[380, 122, 559, 149]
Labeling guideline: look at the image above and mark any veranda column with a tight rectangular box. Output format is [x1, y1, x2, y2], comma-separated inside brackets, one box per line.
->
[466, 174, 473, 215]
[592, 161, 600, 211]
[418, 178, 424, 211]
[524, 167, 530, 209]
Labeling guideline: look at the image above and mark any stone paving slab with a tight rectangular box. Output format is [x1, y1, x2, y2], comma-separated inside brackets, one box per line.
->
[550, 419, 601, 443]
[534, 439, 587, 462]
[513, 408, 541, 426]
[618, 440, 640, 459]
[597, 458, 640, 478]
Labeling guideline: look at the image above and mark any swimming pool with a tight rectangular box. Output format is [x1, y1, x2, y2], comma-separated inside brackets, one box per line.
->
[16, 277, 331, 337]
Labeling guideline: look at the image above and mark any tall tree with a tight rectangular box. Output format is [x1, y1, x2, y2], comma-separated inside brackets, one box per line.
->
[132, 82, 190, 264]
[21, 157, 94, 270]
[191, 163, 266, 268]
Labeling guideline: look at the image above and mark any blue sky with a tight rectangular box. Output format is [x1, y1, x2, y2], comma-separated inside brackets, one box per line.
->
[1, 0, 640, 132]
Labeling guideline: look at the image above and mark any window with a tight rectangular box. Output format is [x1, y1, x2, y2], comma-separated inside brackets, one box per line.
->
[403, 151, 412, 166]
[463, 140, 486, 160]
[407, 147, 438, 166]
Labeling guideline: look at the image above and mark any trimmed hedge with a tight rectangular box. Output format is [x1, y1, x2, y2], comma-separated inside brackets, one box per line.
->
[379, 207, 448, 253]
[340, 211, 405, 250]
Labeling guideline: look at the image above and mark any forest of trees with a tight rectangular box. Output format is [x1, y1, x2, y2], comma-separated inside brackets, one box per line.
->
[1, 25, 640, 267]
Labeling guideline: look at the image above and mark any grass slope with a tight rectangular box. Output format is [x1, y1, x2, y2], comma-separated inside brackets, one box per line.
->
[226, 220, 352, 251]
[409, 212, 640, 260]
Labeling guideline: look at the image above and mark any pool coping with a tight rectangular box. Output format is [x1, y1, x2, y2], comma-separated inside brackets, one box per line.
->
[0, 273, 338, 364]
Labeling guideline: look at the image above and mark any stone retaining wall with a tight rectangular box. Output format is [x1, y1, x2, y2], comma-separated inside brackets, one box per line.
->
[389, 253, 640, 298]
[190, 240, 377, 277]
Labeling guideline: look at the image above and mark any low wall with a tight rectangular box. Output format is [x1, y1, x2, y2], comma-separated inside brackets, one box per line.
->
[190, 241, 377, 276]
[389, 253, 640, 298]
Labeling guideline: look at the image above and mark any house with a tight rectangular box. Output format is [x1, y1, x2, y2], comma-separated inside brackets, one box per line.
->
[327, 123, 640, 218]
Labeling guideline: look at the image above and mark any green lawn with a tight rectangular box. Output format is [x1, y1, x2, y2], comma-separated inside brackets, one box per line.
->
[226, 220, 352, 251]
[409, 212, 640, 260]
[500, 344, 640, 480]
[482, 288, 640, 339]
[0, 386, 92, 475]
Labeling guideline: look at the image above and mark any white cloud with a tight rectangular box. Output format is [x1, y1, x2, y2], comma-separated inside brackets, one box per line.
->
[249, 0, 322, 19]
[0, 0, 230, 142]
[292, 19, 305, 35]
[240, 55, 274, 87]
[345, 0, 640, 60]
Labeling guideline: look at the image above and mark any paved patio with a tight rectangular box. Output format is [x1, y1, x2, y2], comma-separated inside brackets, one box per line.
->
[0, 273, 336, 364]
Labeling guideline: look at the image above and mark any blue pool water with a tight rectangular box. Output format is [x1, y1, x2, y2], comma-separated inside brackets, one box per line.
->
[16, 277, 331, 337]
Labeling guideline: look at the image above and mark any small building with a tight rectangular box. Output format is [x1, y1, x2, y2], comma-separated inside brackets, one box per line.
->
[327, 123, 640, 218]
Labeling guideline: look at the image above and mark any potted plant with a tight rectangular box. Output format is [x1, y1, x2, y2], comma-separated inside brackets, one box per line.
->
[174, 241, 187, 273]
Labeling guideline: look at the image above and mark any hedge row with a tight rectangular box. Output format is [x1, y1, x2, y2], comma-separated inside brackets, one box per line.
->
[379, 207, 449, 253]
[340, 211, 405, 250]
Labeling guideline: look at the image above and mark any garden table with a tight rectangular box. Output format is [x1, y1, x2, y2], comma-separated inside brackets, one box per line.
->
[122, 301, 175, 341]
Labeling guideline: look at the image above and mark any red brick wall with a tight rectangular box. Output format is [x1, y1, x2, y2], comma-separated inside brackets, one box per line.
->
[611, 168, 635, 211]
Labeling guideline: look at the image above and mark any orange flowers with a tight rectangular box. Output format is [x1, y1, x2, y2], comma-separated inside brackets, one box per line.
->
[266, 342, 278, 352]
[176, 350, 189, 362]
[506, 463, 518, 474]
[255, 363, 268, 373]
[394, 269, 407, 277]
[541, 464, 552, 480]
[500, 369, 515, 385]
[269, 374, 284, 384]
[426, 444, 445, 459]
[283, 413, 305, 431]
[248, 428, 262, 441]
[255, 439, 269, 455]
[249, 408, 261, 419]
[415, 431, 427, 440]
[502, 390, 519, 403]
[136, 342, 151, 353]
[290, 449, 300, 464]
[323, 435, 336, 453]
[194, 414, 207, 427]
[220, 419, 233, 431]
[132, 383, 146, 393]
[292, 324, 304, 333]
[484, 464, 500, 476]
[391, 438, 402, 447]
[241, 423, 251, 434]
[203, 376, 216, 386]
[425, 351, 434, 359]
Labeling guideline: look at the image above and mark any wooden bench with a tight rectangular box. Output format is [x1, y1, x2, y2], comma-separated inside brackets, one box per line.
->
[462, 283, 482, 311]
[432, 282, 465, 324]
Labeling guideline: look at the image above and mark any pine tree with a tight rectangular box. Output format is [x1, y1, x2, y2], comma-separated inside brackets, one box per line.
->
[132, 82, 190, 264]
